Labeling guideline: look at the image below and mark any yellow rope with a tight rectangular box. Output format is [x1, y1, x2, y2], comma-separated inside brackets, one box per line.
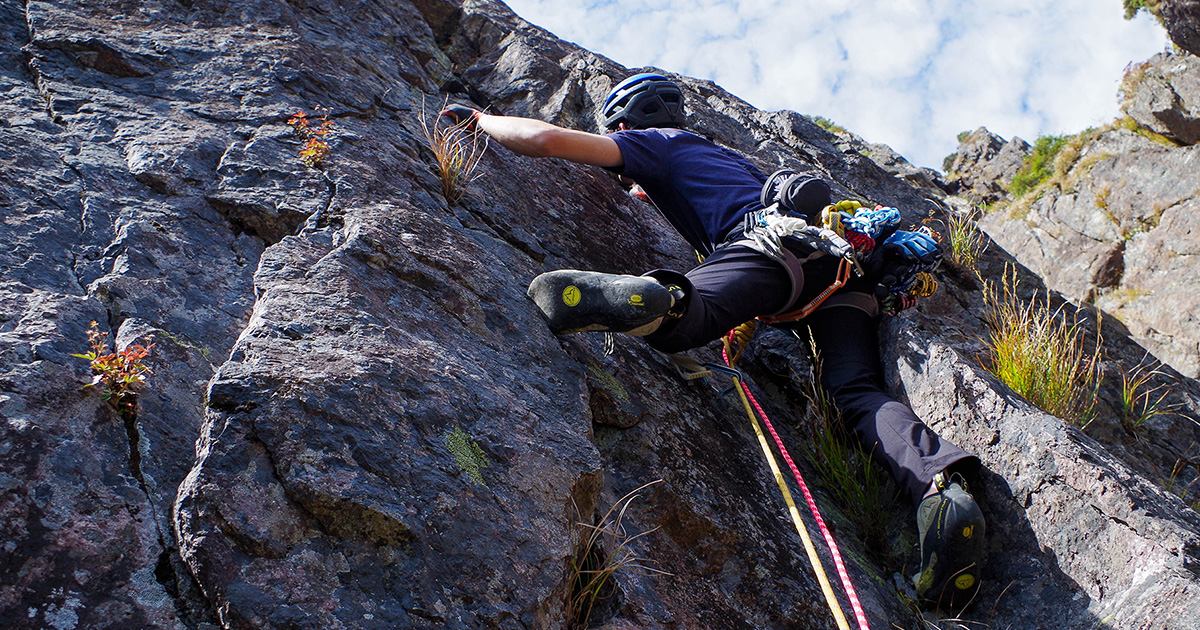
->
[819, 200, 864, 237]
[725, 339, 851, 630]
[725, 321, 757, 366]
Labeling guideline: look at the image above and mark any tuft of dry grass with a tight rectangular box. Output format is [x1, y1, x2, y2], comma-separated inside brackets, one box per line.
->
[944, 206, 988, 270]
[982, 266, 1101, 426]
[1118, 356, 1177, 431]
[420, 97, 488, 205]
[567, 480, 669, 629]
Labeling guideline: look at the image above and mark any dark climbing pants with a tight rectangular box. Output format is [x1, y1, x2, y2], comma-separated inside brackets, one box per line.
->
[644, 244, 978, 503]
[802, 304, 979, 502]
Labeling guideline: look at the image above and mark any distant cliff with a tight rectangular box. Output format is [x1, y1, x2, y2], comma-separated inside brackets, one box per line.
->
[4, 1, 1200, 629]
[944, 48, 1200, 381]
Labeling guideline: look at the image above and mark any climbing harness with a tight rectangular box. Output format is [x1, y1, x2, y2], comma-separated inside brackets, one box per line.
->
[742, 199, 942, 324]
[757, 257, 854, 324]
[727, 204, 861, 315]
[731, 200, 871, 324]
[721, 324, 870, 630]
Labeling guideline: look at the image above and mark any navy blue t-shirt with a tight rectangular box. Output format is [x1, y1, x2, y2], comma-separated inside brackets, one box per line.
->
[611, 128, 766, 255]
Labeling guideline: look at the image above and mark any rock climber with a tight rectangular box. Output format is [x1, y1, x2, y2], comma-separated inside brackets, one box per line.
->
[442, 72, 987, 611]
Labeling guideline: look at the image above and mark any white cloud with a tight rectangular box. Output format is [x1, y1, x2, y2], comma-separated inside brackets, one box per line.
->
[502, 0, 1168, 169]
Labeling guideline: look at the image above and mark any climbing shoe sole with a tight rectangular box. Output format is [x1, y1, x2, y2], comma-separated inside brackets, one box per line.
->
[527, 270, 673, 334]
[914, 478, 986, 612]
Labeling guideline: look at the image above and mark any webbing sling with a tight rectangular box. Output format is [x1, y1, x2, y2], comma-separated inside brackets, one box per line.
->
[757, 257, 854, 325]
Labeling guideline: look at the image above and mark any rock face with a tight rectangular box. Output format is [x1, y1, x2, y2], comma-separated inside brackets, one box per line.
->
[1123, 51, 1200, 145]
[1163, 0, 1200, 56]
[4, 1, 1200, 629]
[945, 50, 1200, 379]
[942, 128, 1032, 206]
[884, 276, 1200, 630]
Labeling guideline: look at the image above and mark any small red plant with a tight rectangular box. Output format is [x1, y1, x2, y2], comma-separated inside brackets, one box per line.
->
[73, 321, 153, 415]
[287, 107, 336, 168]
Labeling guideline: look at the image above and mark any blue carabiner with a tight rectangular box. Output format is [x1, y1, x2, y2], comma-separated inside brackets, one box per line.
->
[699, 363, 746, 396]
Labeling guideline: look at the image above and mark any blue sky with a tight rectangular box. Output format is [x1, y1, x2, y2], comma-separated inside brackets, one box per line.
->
[502, 0, 1169, 170]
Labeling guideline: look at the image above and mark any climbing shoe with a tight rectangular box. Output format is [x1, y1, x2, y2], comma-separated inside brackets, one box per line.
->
[527, 270, 675, 335]
[914, 472, 986, 612]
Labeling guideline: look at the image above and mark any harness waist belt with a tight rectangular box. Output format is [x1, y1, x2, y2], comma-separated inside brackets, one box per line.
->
[724, 206, 860, 317]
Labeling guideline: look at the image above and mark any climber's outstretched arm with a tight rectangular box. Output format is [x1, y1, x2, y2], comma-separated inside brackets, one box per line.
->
[441, 106, 623, 168]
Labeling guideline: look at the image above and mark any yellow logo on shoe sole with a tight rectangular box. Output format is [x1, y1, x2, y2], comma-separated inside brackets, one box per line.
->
[628, 294, 643, 306]
[562, 285, 581, 307]
[962, 525, 974, 539]
[955, 574, 976, 590]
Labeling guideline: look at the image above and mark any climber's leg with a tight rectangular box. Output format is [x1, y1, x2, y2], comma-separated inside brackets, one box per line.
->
[804, 301, 978, 501]
[527, 245, 792, 350]
[642, 245, 792, 353]
[804, 301, 984, 612]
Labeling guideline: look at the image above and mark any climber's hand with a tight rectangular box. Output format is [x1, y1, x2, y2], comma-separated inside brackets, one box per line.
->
[440, 104, 480, 130]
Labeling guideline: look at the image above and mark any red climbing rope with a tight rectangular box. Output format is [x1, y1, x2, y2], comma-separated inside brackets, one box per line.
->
[723, 332, 871, 630]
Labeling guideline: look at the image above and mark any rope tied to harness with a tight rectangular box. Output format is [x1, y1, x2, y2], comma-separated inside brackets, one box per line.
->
[721, 328, 871, 630]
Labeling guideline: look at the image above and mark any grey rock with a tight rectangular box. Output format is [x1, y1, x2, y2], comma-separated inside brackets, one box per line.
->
[4, 0, 1200, 628]
[884, 285, 1200, 629]
[944, 127, 1032, 205]
[1123, 51, 1200, 145]
[978, 125, 1200, 378]
[1163, 0, 1200, 57]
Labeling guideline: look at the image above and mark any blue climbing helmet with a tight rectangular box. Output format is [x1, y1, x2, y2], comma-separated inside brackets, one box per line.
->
[601, 73, 686, 131]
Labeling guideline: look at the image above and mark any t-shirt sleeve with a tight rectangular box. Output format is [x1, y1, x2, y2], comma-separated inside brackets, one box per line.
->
[610, 130, 672, 185]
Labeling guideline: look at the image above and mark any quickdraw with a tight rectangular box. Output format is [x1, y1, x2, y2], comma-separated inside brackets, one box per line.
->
[879, 270, 939, 316]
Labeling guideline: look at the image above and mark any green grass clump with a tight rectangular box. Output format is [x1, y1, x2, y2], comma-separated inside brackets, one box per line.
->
[809, 115, 847, 135]
[1118, 357, 1176, 431]
[944, 206, 988, 270]
[1000, 128, 1106, 219]
[1008, 135, 1067, 197]
[1123, 0, 1164, 24]
[982, 266, 1101, 426]
[1113, 115, 1179, 148]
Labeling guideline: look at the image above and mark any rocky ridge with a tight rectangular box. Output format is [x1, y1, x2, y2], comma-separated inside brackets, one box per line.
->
[944, 47, 1200, 381]
[1163, 0, 1200, 56]
[3, 1, 1200, 629]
